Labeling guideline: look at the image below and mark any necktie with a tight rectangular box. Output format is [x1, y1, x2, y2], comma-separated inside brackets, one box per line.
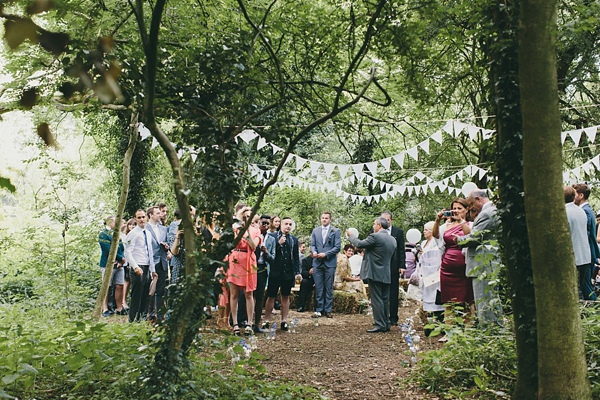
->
[143, 230, 151, 264]
[322, 228, 327, 245]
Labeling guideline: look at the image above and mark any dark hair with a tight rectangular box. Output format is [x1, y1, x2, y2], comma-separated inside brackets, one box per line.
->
[564, 186, 576, 203]
[572, 183, 591, 200]
[343, 244, 355, 252]
[381, 210, 393, 219]
[125, 218, 136, 234]
[260, 214, 271, 220]
[235, 203, 248, 213]
[281, 216, 293, 222]
[147, 206, 159, 216]
[321, 211, 332, 218]
[157, 202, 167, 209]
[135, 209, 146, 216]
[174, 209, 181, 219]
[450, 197, 470, 210]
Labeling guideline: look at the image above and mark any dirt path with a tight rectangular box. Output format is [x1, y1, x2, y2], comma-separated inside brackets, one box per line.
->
[252, 303, 441, 399]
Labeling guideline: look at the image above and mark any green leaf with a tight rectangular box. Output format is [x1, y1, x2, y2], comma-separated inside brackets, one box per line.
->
[1, 374, 19, 384]
[214, 352, 226, 361]
[20, 363, 38, 374]
[474, 375, 483, 389]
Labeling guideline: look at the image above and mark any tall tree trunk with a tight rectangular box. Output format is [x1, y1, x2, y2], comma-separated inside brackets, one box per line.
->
[92, 112, 138, 320]
[519, 0, 591, 398]
[489, 0, 539, 398]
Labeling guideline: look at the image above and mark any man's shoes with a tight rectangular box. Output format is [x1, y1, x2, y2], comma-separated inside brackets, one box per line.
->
[281, 321, 289, 331]
[102, 311, 112, 317]
[324, 312, 333, 318]
[117, 309, 128, 315]
[367, 327, 387, 333]
[312, 312, 322, 318]
[297, 307, 305, 313]
[252, 325, 264, 334]
[262, 321, 270, 330]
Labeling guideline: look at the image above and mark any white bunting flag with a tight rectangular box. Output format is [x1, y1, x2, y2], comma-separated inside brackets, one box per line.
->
[572, 167, 581, 180]
[418, 139, 430, 154]
[563, 171, 571, 182]
[310, 161, 322, 176]
[358, 195, 365, 204]
[467, 125, 480, 141]
[584, 126, 598, 143]
[338, 164, 350, 178]
[296, 156, 307, 170]
[561, 132, 568, 145]
[431, 130, 443, 144]
[447, 186, 454, 194]
[283, 154, 293, 165]
[271, 144, 282, 154]
[415, 171, 426, 181]
[482, 129, 495, 140]
[455, 187, 462, 196]
[406, 146, 419, 161]
[256, 136, 268, 150]
[381, 192, 389, 201]
[323, 163, 336, 177]
[592, 155, 600, 170]
[442, 120, 454, 136]
[392, 153, 405, 168]
[463, 165, 473, 177]
[380, 157, 391, 172]
[352, 164, 364, 176]
[343, 192, 350, 200]
[456, 170, 463, 180]
[191, 153, 197, 163]
[365, 161, 378, 175]
[582, 162, 592, 175]
[151, 137, 160, 149]
[568, 129, 583, 146]
[449, 174, 456, 184]
[399, 186, 406, 196]
[351, 195, 358, 203]
[478, 168, 487, 180]
[138, 122, 152, 140]
[453, 121, 467, 136]
[365, 175, 373, 185]
[238, 129, 258, 144]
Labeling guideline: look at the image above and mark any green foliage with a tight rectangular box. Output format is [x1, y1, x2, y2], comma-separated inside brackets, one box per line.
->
[0, 177, 16, 193]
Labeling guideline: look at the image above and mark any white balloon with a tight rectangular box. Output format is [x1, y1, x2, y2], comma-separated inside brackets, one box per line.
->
[347, 228, 359, 237]
[461, 182, 478, 197]
[406, 228, 422, 244]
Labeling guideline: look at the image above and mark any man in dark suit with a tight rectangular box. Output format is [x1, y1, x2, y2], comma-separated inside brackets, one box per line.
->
[348, 217, 397, 332]
[146, 206, 170, 319]
[380, 211, 405, 326]
[310, 211, 341, 318]
[573, 183, 599, 300]
[263, 217, 302, 331]
[297, 248, 315, 312]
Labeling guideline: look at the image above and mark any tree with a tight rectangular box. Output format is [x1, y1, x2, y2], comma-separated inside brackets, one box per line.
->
[519, 0, 591, 397]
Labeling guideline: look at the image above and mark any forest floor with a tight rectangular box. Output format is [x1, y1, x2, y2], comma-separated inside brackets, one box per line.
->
[204, 301, 442, 399]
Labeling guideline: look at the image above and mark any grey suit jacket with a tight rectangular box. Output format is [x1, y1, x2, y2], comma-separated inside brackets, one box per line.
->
[310, 225, 341, 268]
[147, 223, 169, 272]
[348, 231, 397, 284]
[566, 202, 591, 266]
[459, 201, 499, 277]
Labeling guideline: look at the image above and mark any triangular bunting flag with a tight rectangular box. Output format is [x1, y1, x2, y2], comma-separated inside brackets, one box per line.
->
[415, 171, 426, 181]
[365, 161, 378, 175]
[584, 126, 598, 143]
[447, 186, 454, 194]
[238, 129, 258, 144]
[456, 170, 463, 180]
[418, 139, 430, 154]
[151, 137, 159, 149]
[323, 163, 336, 177]
[406, 146, 419, 161]
[482, 129, 495, 140]
[442, 120, 454, 136]
[449, 175, 456, 184]
[380, 157, 391, 172]
[310, 161, 322, 176]
[283, 154, 294, 165]
[467, 125, 480, 141]
[562, 171, 571, 182]
[582, 162, 592, 175]
[478, 168, 487, 180]
[568, 129, 583, 146]
[365, 175, 373, 185]
[256, 136, 268, 150]
[271, 144, 282, 154]
[358, 196, 365, 204]
[138, 122, 152, 140]
[381, 192, 389, 201]
[392, 153, 405, 168]
[296, 156, 307, 171]
[592, 155, 600, 170]
[352, 164, 364, 175]
[431, 130, 443, 144]
[572, 167, 581, 180]
[338, 164, 350, 178]
[191, 153, 197, 163]
[398, 186, 406, 196]
[561, 132, 568, 145]
[453, 121, 467, 136]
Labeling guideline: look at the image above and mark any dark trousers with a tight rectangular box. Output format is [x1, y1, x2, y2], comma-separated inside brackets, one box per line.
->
[370, 280, 390, 331]
[155, 267, 168, 318]
[297, 275, 315, 309]
[129, 265, 151, 322]
[254, 264, 268, 326]
[389, 265, 400, 324]
[578, 263, 597, 300]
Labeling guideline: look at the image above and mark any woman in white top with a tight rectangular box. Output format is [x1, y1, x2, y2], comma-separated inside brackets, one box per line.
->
[419, 221, 444, 336]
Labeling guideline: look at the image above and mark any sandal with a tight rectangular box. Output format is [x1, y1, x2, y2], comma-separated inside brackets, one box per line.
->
[244, 326, 253, 335]
[233, 324, 240, 336]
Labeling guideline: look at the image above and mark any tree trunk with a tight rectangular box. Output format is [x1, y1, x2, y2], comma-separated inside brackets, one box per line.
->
[489, 0, 539, 398]
[519, 0, 591, 398]
[92, 112, 138, 320]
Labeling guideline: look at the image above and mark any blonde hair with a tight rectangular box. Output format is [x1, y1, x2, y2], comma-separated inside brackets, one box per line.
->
[424, 221, 435, 231]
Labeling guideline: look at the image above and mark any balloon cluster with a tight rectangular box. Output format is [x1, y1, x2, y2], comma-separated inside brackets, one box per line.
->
[399, 317, 421, 367]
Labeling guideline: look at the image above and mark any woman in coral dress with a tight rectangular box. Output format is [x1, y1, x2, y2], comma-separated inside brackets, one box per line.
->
[227, 207, 260, 335]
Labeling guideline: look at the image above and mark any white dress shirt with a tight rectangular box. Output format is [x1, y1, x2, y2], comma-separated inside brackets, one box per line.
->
[124, 226, 155, 273]
[321, 225, 330, 245]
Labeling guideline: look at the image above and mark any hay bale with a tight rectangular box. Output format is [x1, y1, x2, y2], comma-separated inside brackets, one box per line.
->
[289, 290, 367, 314]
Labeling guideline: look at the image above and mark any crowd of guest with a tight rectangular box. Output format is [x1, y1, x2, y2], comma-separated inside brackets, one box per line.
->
[98, 184, 599, 337]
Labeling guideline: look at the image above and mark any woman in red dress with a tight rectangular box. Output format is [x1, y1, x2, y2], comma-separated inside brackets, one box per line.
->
[227, 207, 260, 335]
[433, 198, 473, 321]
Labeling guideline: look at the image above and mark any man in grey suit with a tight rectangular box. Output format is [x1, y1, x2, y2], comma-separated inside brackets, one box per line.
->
[310, 211, 341, 318]
[457, 189, 501, 324]
[146, 206, 170, 319]
[347, 217, 397, 333]
[572, 183, 598, 300]
[565, 187, 592, 300]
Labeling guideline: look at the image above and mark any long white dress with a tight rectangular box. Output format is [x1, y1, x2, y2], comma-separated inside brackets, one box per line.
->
[420, 239, 444, 312]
